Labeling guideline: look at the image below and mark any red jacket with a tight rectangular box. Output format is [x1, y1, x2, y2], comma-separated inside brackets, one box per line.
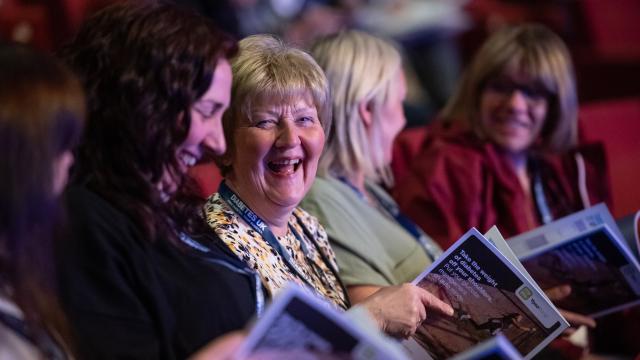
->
[393, 124, 611, 250]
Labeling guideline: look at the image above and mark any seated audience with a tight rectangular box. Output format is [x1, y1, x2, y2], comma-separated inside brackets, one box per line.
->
[394, 23, 610, 249]
[0, 42, 84, 359]
[56, 3, 262, 358]
[300, 30, 442, 304]
[204, 33, 454, 339]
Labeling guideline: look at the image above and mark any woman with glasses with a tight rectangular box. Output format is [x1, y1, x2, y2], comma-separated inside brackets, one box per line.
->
[394, 23, 610, 250]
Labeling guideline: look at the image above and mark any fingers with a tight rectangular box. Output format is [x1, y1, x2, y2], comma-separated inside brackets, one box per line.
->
[559, 309, 596, 328]
[417, 287, 454, 317]
[545, 284, 572, 301]
[189, 331, 246, 360]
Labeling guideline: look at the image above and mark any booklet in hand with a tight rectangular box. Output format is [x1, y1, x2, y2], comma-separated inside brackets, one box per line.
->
[616, 210, 640, 261]
[403, 228, 568, 360]
[449, 334, 523, 360]
[235, 283, 409, 360]
[508, 204, 640, 317]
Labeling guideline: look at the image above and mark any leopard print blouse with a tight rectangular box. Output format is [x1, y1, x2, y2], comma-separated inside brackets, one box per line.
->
[204, 193, 348, 309]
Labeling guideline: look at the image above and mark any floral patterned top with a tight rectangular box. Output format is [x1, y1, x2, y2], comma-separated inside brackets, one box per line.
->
[204, 193, 348, 309]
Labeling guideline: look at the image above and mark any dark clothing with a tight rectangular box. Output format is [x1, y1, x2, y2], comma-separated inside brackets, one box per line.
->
[58, 185, 260, 360]
[393, 123, 611, 249]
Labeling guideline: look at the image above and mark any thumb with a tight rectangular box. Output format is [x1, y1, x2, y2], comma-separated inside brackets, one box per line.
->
[418, 288, 454, 317]
[545, 284, 572, 301]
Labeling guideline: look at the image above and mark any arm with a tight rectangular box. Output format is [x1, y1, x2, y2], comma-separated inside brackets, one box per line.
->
[59, 188, 164, 359]
[348, 285, 381, 304]
[545, 284, 596, 335]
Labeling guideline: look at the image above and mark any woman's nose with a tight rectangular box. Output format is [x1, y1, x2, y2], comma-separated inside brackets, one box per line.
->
[202, 119, 226, 156]
[275, 121, 301, 148]
[506, 89, 529, 111]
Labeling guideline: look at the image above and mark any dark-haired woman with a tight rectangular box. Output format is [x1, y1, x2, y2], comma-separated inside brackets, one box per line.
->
[0, 43, 84, 359]
[56, 3, 261, 359]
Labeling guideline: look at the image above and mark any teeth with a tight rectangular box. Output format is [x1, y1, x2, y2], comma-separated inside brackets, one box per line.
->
[271, 159, 300, 165]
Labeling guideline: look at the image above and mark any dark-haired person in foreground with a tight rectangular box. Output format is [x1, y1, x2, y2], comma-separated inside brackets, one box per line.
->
[56, 3, 261, 359]
[0, 42, 84, 359]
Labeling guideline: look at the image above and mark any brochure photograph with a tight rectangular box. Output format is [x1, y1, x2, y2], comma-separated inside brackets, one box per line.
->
[515, 225, 640, 317]
[403, 228, 568, 360]
[449, 334, 523, 360]
[508, 204, 640, 317]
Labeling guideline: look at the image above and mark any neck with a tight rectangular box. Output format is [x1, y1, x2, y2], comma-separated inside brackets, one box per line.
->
[224, 179, 292, 237]
[505, 152, 531, 194]
[344, 170, 367, 195]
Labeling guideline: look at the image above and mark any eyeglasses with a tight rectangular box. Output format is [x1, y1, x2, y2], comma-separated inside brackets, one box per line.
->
[485, 78, 551, 102]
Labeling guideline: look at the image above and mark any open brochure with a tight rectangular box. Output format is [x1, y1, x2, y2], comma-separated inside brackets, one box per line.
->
[235, 283, 409, 360]
[403, 228, 568, 360]
[616, 210, 640, 260]
[507, 204, 640, 318]
[449, 334, 522, 360]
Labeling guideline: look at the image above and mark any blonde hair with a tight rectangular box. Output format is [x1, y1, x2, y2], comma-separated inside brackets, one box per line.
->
[311, 30, 402, 185]
[441, 23, 578, 152]
[220, 34, 331, 175]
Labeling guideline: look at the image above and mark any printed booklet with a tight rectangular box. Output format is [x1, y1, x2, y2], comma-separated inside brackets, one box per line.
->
[403, 228, 568, 360]
[508, 204, 640, 317]
[616, 210, 640, 261]
[235, 283, 409, 360]
[449, 334, 523, 360]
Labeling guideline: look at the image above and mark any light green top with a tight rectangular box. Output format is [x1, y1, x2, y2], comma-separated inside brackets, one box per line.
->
[300, 176, 441, 287]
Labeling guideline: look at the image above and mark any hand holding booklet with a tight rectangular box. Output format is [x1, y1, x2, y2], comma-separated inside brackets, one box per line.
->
[507, 203, 640, 317]
[235, 283, 409, 360]
[403, 228, 568, 360]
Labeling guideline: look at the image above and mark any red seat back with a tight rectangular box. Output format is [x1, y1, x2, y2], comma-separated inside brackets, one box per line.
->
[579, 97, 640, 217]
[188, 163, 223, 199]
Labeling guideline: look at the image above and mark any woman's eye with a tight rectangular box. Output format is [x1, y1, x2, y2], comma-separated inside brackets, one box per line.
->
[298, 116, 315, 124]
[255, 119, 276, 129]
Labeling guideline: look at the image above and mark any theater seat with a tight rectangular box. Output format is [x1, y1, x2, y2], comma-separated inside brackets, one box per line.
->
[579, 97, 640, 217]
[188, 163, 223, 199]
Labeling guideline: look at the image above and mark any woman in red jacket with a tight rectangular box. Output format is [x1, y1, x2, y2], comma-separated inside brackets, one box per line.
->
[394, 23, 610, 250]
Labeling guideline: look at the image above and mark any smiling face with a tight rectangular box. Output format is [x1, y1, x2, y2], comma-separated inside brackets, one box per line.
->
[227, 95, 325, 215]
[479, 69, 549, 155]
[160, 59, 232, 196]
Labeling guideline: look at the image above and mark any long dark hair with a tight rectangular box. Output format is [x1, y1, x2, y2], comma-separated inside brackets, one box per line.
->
[60, 1, 237, 242]
[0, 42, 84, 353]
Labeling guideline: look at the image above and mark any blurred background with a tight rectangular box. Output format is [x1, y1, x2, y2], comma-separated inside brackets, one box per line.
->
[2, 0, 639, 216]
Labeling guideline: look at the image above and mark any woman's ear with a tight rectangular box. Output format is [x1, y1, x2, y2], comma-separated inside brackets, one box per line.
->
[358, 99, 374, 129]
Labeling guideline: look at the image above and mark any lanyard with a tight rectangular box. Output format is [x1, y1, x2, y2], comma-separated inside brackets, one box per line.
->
[530, 160, 553, 225]
[218, 181, 349, 307]
[338, 177, 440, 262]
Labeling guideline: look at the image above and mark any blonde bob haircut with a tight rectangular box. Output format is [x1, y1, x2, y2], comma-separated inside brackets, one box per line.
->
[311, 30, 402, 186]
[441, 23, 578, 153]
[220, 34, 331, 175]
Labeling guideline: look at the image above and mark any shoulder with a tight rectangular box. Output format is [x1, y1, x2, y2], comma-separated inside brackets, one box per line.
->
[292, 206, 325, 239]
[63, 184, 146, 254]
[414, 128, 488, 170]
[203, 192, 242, 233]
[303, 176, 360, 211]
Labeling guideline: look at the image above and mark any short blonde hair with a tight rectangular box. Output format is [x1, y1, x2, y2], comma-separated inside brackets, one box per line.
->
[220, 34, 331, 175]
[311, 30, 402, 185]
[441, 23, 578, 152]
